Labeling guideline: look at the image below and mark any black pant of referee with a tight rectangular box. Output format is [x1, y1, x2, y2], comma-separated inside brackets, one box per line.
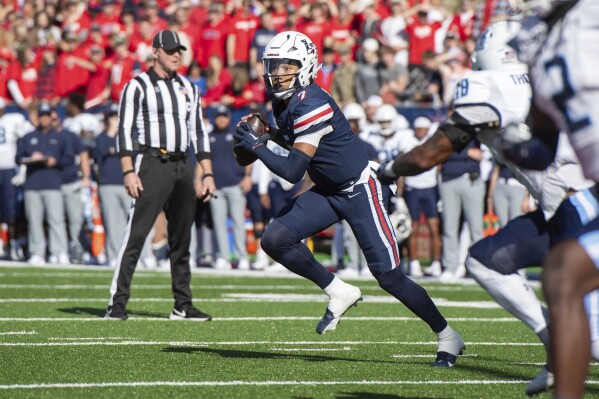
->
[105, 149, 210, 321]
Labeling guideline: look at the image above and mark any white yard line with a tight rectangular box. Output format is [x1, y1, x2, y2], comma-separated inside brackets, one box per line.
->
[391, 354, 479, 358]
[0, 340, 543, 347]
[0, 316, 520, 322]
[0, 331, 36, 335]
[271, 347, 352, 351]
[0, 380, 545, 390]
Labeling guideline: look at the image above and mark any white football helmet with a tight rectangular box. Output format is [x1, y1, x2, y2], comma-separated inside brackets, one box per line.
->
[375, 104, 407, 137]
[471, 20, 522, 71]
[262, 31, 320, 99]
[343, 102, 367, 132]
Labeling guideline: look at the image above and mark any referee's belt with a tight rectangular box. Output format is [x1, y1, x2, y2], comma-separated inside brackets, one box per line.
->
[139, 146, 187, 162]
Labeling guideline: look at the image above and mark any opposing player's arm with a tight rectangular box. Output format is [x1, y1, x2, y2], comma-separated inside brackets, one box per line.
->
[388, 130, 455, 177]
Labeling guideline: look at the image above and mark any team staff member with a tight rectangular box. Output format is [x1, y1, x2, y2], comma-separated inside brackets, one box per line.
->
[105, 29, 216, 321]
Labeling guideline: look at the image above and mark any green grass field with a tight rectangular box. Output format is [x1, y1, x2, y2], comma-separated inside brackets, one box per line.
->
[1, 264, 598, 399]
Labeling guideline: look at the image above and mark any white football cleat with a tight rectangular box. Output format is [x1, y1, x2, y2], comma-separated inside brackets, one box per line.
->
[432, 326, 465, 367]
[525, 365, 553, 396]
[316, 279, 362, 334]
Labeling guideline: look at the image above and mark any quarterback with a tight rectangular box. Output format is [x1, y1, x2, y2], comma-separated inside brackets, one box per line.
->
[233, 31, 464, 367]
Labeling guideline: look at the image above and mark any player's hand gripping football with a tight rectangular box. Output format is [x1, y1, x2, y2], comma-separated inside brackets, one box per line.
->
[234, 113, 270, 152]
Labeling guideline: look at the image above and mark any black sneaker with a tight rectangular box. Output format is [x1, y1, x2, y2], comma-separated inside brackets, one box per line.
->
[169, 305, 212, 321]
[104, 303, 128, 320]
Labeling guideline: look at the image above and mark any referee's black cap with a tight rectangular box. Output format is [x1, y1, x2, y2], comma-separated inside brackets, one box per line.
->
[152, 29, 187, 52]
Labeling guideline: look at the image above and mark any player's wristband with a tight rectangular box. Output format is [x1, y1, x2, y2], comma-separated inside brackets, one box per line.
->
[123, 169, 135, 177]
[201, 173, 214, 180]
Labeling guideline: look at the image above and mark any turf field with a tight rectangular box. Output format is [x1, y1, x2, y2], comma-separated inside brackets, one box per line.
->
[1, 263, 598, 399]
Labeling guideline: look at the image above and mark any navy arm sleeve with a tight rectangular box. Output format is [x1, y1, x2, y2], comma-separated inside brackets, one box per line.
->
[253, 146, 311, 183]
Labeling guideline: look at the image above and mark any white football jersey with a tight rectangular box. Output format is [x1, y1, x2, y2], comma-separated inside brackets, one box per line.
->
[63, 113, 102, 136]
[453, 64, 593, 218]
[0, 112, 34, 170]
[525, 0, 599, 182]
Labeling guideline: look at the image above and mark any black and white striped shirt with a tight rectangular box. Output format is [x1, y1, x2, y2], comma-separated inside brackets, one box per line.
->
[117, 68, 210, 161]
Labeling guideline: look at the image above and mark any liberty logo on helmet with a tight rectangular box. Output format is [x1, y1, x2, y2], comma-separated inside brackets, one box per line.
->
[301, 38, 316, 55]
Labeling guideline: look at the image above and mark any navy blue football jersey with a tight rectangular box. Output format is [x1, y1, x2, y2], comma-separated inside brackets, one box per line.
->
[273, 83, 369, 193]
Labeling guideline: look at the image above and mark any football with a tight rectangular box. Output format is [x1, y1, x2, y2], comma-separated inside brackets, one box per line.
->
[247, 113, 267, 136]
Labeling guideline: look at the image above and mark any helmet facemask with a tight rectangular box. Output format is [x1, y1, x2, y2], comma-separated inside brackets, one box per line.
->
[263, 58, 303, 100]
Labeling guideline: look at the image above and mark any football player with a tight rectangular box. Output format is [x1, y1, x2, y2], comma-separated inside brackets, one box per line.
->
[376, 19, 599, 396]
[496, 1, 599, 397]
[233, 31, 465, 367]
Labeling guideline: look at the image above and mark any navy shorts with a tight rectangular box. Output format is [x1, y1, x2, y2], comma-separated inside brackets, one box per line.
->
[0, 168, 17, 223]
[469, 196, 585, 275]
[403, 186, 439, 221]
[274, 171, 399, 276]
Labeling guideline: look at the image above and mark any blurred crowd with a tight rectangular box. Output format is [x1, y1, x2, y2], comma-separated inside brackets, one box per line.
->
[0, 0, 527, 280]
[0, 0, 515, 111]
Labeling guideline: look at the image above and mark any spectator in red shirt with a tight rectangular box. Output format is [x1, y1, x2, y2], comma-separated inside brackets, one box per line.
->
[174, 7, 200, 50]
[119, 9, 137, 39]
[143, 0, 169, 36]
[203, 54, 231, 107]
[297, 2, 334, 61]
[314, 47, 336, 94]
[220, 64, 253, 109]
[330, 3, 357, 56]
[228, 0, 260, 69]
[84, 46, 111, 109]
[269, 0, 289, 32]
[405, 8, 442, 67]
[129, 17, 154, 63]
[195, 2, 233, 69]
[60, 0, 91, 37]
[0, 47, 14, 103]
[7, 46, 38, 109]
[448, 0, 475, 42]
[94, 0, 123, 37]
[56, 31, 91, 97]
[107, 34, 141, 102]
[86, 23, 109, 52]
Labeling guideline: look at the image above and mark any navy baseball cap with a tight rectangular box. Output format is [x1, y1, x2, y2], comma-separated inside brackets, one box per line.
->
[152, 29, 187, 52]
[214, 105, 231, 117]
[38, 103, 53, 116]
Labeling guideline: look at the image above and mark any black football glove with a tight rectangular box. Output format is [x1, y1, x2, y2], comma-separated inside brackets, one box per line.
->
[376, 160, 399, 185]
[234, 121, 270, 152]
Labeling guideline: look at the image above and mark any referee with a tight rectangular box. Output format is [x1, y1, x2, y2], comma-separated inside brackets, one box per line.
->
[105, 29, 216, 321]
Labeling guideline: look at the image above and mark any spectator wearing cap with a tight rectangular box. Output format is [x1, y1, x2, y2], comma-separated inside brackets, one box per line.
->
[107, 34, 141, 102]
[93, 105, 154, 266]
[15, 103, 70, 265]
[105, 29, 215, 321]
[330, 44, 357, 108]
[0, 98, 34, 260]
[355, 38, 383, 107]
[195, 2, 232, 69]
[208, 105, 252, 271]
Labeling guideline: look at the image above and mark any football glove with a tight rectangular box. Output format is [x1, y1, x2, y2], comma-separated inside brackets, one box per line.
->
[233, 121, 270, 152]
[376, 160, 398, 185]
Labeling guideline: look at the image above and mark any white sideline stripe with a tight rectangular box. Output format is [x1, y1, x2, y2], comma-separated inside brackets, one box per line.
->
[0, 331, 36, 335]
[0, 380, 543, 390]
[0, 340, 542, 347]
[0, 296, 503, 308]
[0, 316, 520, 322]
[271, 347, 351, 352]
[48, 337, 125, 341]
[511, 361, 599, 366]
[391, 354, 479, 358]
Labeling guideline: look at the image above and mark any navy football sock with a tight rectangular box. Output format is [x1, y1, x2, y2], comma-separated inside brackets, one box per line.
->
[377, 267, 447, 333]
[262, 220, 334, 289]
